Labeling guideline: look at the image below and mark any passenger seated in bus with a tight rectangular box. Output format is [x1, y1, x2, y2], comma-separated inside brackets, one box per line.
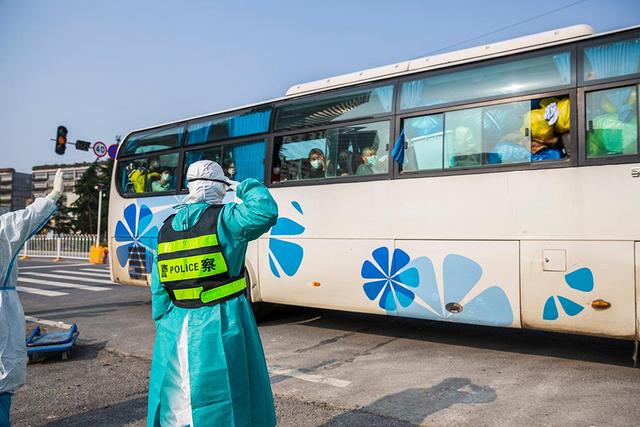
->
[337, 150, 354, 176]
[150, 169, 174, 192]
[223, 158, 236, 180]
[355, 147, 377, 176]
[138, 157, 161, 191]
[126, 162, 148, 193]
[305, 148, 326, 179]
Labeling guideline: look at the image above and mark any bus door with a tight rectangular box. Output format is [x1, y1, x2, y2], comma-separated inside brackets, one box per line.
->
[520, 241, 636, 339]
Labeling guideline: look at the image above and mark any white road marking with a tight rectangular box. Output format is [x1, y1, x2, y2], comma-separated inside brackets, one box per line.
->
[21, 272, 115, 285]
[79, 268, 110, 273]
[25, 315, 73, 329]
[269, 367, 351, 388]
[52, 270, 110, 278]
[19, 263, 91, 270]
[18, 277, 109, 292]
[17, 286, 68, 297]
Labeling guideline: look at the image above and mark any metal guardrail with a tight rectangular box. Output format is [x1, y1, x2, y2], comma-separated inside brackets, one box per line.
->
[21, 235, 96, 260]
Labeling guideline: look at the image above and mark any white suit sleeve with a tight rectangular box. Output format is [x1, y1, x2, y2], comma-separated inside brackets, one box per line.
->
[0, 197, 57, 261]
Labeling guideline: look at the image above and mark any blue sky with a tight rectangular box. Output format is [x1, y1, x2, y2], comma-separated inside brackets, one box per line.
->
[1, 0, 638, 172]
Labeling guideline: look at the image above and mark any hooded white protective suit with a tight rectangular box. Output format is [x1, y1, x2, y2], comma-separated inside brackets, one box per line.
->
[0, 169, 63, 424]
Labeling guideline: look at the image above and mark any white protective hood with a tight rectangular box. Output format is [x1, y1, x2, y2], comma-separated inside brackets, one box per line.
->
[184, 160, 230, 205]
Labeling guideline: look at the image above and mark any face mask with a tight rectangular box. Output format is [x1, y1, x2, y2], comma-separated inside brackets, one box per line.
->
[161, 173, 171, 183]
[310, 159, 322, 169]
[367, 155, 377, 166]
[228, 168, 236, 176]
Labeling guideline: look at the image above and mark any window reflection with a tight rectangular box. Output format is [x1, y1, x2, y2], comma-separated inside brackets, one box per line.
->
[400, 52, 572, 110]
[586, 85, 638, 158]
[400, 96, 570, 172]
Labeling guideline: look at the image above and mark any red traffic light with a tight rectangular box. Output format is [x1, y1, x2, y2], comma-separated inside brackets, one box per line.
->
[55, 126, 68, 155]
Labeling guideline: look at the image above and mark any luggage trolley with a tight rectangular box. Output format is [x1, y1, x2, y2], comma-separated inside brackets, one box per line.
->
[26, 324, 79, 362]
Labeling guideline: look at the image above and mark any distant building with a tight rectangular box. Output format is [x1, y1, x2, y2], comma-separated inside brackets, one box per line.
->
[31, 162, 93, 206]
[0, 168, 33, 214]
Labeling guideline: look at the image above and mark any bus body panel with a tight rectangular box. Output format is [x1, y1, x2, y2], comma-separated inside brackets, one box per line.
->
[258, 238, 393, 313]
[636, 242, 640, 341]
[390, 163, 640, 241]
[521, 240, 636, 339]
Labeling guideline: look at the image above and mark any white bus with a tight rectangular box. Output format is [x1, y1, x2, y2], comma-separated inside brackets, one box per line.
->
[108, 24, 640, 347]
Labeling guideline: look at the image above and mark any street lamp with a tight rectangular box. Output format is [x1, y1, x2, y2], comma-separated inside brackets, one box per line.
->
[94, 184, 107, 247]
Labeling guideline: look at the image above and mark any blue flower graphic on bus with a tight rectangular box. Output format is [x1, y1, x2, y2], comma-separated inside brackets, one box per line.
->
[542, 267, 594, 321]
[114, 203, 159, 280]
[361, 247, 420, 311]
[269, 201, 304, 278]
[361, 248, 513, 327]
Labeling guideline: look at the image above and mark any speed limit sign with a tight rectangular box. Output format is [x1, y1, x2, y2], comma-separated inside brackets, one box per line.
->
[93, 141, 107, 158]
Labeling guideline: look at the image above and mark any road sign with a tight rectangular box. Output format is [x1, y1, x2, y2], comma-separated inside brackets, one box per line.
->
[75, 140, 91, 151]
[93, 141, 107, 158]
[107, 144, 118, 159]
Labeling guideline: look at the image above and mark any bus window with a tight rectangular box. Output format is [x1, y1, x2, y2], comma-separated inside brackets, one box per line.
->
[273, 121, 390, 182]
[400, 51, 572, 111]
[402, 97, 570, 172]
[119, 153, 179, 194]
[586, 85, 638, 158]
[402, 114, 445, 172]
[186, 108, 272, 145]
[182, 140, 266, 188]
[274, 85, 393, 131]
[583, 35, 640, 82]
[120, 125, 184, 156]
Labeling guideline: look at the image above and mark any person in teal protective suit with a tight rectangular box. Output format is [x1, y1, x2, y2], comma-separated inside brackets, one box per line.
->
[0, 169, 64, 426]
[147, 160, 278, 427]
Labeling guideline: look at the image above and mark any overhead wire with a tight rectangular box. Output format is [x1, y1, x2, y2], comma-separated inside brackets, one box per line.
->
[423, 0, 590, 57]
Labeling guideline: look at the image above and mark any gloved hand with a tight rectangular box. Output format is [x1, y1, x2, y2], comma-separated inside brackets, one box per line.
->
[226, 179, 240, 192]
[46, 169, 64, 201]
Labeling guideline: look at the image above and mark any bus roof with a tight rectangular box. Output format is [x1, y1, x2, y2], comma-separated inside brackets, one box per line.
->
[124, 23, 639, 137]
[286, 24, 640, 96]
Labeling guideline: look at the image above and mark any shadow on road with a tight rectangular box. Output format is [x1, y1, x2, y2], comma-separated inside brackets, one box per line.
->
[27, 339, 108, 364]
[321, 378, 496, 426]
[263, 305, 636, 367]
[44, 395, 147, 427]
[26, 300, 150, 320]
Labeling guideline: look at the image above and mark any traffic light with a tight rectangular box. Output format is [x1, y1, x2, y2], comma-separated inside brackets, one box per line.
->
[55, 126, 68, 155]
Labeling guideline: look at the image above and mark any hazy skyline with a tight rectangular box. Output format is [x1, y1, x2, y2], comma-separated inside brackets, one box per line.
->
[1, 0, 638, 171]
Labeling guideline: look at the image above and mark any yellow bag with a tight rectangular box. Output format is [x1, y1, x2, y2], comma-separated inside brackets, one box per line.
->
[555, 98, 570, 134]
[524, 108, 555, 141]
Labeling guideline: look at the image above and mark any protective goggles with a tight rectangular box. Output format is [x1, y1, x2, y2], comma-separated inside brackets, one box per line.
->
[188, 178, 230, 186]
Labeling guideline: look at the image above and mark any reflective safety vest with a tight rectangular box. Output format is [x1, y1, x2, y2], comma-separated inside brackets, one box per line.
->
[156, 205, 246, 308]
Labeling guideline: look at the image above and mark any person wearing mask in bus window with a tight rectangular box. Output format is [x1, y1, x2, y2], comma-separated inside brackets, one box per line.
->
[150, 169, 174, 192]
[356, 147, 377, 176]
[147, 160, 277, 427]
[0, 170, 64, 426]
[223, 158, 236, 181]
[305, 148, 326, 179]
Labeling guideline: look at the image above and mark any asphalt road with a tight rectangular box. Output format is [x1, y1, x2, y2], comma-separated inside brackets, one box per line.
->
[13, 258, 640, 426]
